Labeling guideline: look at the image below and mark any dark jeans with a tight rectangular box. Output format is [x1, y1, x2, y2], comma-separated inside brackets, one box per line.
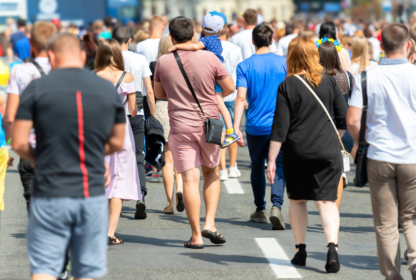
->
[246, 132, 285, 211]
[128, 114, 146, 196]
[17, 158, 34, 209]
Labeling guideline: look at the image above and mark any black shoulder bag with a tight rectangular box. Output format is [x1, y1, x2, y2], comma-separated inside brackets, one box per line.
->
[354, 71, 368, 187]
[173, 51, 223, 145]
[115, 71, 127, 105]
[32, 61, 46, 77]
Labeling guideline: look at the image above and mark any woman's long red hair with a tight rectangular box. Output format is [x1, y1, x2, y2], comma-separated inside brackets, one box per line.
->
[286, 36, 324, 87]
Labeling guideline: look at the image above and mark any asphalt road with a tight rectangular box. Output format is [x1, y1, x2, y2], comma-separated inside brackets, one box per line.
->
[0, 143, 412, 280]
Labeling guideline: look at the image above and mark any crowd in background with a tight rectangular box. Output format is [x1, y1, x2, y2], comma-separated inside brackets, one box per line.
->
[0, 7, 416, 280]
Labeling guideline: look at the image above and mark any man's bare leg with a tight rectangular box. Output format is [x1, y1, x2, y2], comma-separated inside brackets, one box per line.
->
[181, 167, 203, 245]
[201, 165, 221, 232]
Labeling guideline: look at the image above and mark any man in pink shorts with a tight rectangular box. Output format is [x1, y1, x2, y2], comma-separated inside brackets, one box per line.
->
[154, 16, 234, 249]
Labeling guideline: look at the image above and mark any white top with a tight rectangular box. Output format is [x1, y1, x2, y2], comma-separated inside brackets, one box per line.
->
[230, 29, 277, 60]
[135, 38, 160, 65]
[349, 58, 416, 164]
[368, 37, 381, 61]
[135, 38, 160, 98]
[6, 57, 51, 147]
[351, 61, 378, 76]
[276, 34, 298, 57]
[221, 41, 243, 102]
[122, 51, 152, 116]
[7, 57, 51, 96]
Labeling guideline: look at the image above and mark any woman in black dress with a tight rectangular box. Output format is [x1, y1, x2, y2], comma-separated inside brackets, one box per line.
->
[267, 36, 347, 273]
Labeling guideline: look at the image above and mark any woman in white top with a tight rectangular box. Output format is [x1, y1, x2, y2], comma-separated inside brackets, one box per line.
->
[351, 36, 378, 76]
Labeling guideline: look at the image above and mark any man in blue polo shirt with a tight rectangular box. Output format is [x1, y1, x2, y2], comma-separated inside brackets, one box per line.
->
[234, 24, 287, 230]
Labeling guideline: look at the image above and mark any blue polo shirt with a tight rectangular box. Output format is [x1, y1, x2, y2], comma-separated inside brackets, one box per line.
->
[236, 53, 287, 135]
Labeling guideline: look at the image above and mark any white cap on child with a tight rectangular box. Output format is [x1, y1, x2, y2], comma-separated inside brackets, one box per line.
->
[202, 12, 226, 34]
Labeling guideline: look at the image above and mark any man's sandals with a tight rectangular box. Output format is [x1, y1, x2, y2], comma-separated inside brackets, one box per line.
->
[184, 230, 226, 249]
[108, 236, 124, 245]
[201, 230, 226, 244]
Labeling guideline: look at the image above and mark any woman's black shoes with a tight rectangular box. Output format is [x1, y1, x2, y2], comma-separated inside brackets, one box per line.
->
[325, 243, 340, 273]
[291, 244, 307, 266]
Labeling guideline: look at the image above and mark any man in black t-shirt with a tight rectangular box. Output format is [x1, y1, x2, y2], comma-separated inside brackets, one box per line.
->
[12, 33, 125, 280]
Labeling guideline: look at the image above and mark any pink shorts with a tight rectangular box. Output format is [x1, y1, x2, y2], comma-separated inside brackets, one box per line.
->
[168, 131, 220, 173]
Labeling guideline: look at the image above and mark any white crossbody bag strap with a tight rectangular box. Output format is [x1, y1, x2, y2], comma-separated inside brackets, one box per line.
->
[294, 75, 347, 155]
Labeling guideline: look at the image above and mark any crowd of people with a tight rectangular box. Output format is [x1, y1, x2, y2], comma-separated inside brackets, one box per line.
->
[0, 7, 416, 280]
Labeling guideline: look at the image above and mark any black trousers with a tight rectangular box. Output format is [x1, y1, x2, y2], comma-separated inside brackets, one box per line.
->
[128, 114, 147, 196]
[17, 159, 35, 208]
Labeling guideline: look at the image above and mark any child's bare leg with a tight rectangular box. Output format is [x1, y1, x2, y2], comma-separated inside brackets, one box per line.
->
[215, 93, 233, 131]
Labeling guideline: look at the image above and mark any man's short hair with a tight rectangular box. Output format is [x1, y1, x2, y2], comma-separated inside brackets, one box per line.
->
[381, 23, 409, 54]
[112, 25, 131, 45]
[46, 33, 81, 54]
[410, 24, 416, 42]
[218, 23, 228, 36]
[104, 16, 113, 28]
[292, 19, 305, 31]
[30, 21, 57, 52]
[150, 15, 165, 28]
[243, 9, 258, 26]
[17, 18, 26, 28]
[253, 24, 273, 48]
[169, 17, 193, 43]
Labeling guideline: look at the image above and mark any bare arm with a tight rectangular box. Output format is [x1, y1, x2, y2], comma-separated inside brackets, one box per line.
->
[3, 94, 20, 142]
[233, 87, 247, 147]
[169, 42, 205, 53]
[12, 120, 34, 162]
[347, 106, 362, 143]
[216, 76, 235, 97]
[127, 92, 137, 117]
[144, 76, 156, 117]
[154, 82, 167, 100]
[104, 123, 125, 155]
[267, 140, 283, 184]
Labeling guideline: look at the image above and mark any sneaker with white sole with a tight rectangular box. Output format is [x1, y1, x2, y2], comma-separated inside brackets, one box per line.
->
[228, 167, 241, 178]
[219, 170, 228, 181]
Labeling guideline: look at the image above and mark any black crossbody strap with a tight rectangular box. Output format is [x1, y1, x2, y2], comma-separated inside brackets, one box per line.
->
[32, 61, 46, 77]
[115, 72, 127, 105]
[358, 71, 368, 148]
[116, 71, 126, 90]
[173, 51, 205, 117]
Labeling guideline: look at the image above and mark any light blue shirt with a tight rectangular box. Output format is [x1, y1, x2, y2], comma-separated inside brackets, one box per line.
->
[236, 53, 287, 136]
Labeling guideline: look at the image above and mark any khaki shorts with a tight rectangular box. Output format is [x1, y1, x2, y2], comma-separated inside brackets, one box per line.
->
[168, 130, 220, 173]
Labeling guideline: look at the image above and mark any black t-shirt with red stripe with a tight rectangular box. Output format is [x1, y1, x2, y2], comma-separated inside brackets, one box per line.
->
[16, 68, 126, 198]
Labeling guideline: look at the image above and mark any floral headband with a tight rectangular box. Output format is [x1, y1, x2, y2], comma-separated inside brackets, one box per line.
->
[316, 37, 342, 52]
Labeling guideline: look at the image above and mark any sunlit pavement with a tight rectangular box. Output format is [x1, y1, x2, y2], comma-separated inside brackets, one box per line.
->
[0, 138, 411, 280]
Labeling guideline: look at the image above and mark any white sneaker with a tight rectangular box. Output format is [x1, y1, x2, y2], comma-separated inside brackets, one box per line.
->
[228, 167, 241, 178]
[342, 173, 348, 188]
[219, 170, 228, 181]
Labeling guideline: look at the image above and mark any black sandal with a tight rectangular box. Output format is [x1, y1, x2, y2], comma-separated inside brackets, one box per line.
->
[201, 230, 226, 244]
[108, 236, 124, 245]
[184, 238, 204, 249]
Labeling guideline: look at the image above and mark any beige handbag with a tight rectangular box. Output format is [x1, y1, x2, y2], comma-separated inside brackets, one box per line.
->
[294, 75, 350, 172]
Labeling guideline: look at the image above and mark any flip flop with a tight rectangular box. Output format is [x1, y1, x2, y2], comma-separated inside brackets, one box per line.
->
[184, 238, 204, 249]
[176, 192, 185, 212]
[201, 230, 226, 244]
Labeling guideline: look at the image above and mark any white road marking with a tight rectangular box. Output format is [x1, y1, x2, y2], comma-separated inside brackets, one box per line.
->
[224, 178, 244, 194]
[255, 238, 302, 279]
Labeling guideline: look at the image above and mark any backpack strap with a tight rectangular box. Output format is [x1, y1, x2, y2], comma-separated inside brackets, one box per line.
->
[32, 61, 46, 77]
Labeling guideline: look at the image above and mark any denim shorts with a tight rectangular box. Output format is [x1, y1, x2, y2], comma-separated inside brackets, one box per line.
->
[27, 195, 108, 279]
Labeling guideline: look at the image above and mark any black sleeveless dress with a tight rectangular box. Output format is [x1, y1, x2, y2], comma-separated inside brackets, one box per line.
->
[271, 74, 347, 200]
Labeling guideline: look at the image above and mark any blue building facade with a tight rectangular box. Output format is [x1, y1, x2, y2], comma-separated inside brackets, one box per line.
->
[27, 0, 139, 26]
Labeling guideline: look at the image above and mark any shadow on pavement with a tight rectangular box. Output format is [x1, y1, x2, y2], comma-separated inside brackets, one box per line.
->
[180, 252, 270, 266]
[307, 251, 379, 271]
